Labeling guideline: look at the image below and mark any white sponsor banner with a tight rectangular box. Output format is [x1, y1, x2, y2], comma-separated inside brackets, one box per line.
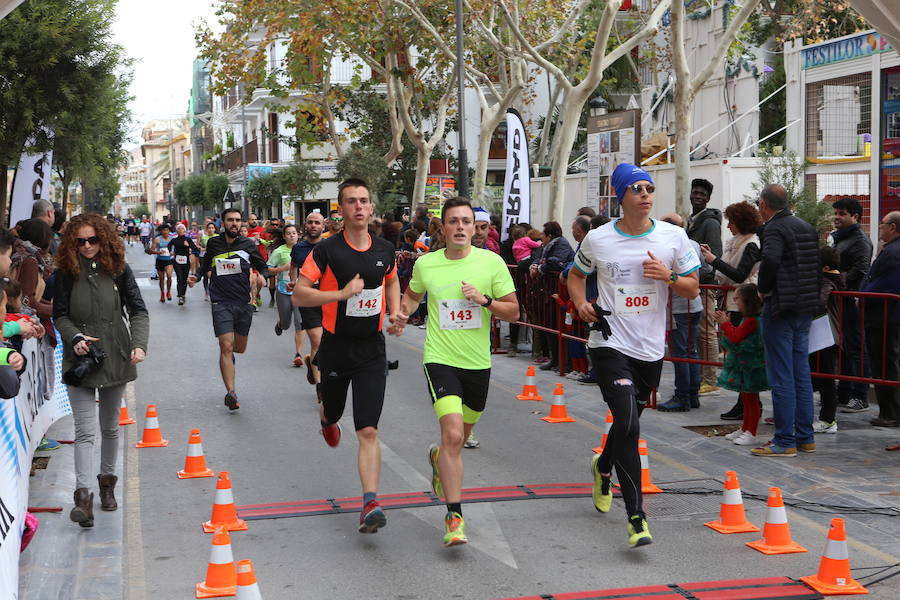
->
[0, 337, 70, 598]
[9, 141, 53, 228]
[500, 109, 531, 241]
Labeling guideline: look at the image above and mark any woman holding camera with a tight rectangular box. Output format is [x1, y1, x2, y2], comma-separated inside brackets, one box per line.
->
[53, 214, 149, 528]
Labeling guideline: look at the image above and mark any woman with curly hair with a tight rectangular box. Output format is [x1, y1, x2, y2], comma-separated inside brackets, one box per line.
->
[53, 214, 149, 528]
[699, 201, 763, 421]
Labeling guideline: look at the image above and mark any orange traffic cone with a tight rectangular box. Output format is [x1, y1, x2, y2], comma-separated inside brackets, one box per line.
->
[203, 471, 248, 533]
[592, 409, 614, 453]
[236, 559, 263, 600]
[801, 518, 869, 595]
[118, 398, 135, 425]
[746, 488, 807, 554]
[178, 429, 215, 479]
[196, 525, 237, 598]
[135, 405, 168, 448]
[541, 383, 576, 423]
[516, 366, 544, 401]
[638, 439, 662, 494]
[704, 471, 759, 534]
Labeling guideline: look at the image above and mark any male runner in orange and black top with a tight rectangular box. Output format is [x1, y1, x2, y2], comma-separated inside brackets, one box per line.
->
[293, 178, 402, 534]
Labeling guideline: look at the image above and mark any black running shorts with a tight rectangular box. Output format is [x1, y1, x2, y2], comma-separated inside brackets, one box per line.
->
[423, 363, 490, 414]
[317, 331, 387, 431]
[299, 306, 323, 330]
[211, 302, 254, 337]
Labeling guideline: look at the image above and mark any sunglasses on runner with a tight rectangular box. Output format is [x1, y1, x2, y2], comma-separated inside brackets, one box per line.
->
[76, 236, 100, 246]
[628, 183, 655, 195]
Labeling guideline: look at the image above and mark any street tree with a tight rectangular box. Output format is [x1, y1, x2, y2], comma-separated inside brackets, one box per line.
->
[0, 0, 124, 221]
[670, 0, 762, 216]
[203, 173, 230, 209]
[336, 145, 391, 208]
[244, 172, 282, 214]
[275, 161, 322, 206]
[492, 0, 671, 221]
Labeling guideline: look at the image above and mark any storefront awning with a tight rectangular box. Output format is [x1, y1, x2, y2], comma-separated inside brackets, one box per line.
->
[851, 1, 900, 54]
[0, 1, 25, 20]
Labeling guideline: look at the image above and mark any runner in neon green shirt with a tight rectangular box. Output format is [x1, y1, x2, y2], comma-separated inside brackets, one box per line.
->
[393, 198, 518, 546]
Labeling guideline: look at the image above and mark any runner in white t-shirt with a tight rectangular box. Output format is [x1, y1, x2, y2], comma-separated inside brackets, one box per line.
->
[568, 163, 700, 547]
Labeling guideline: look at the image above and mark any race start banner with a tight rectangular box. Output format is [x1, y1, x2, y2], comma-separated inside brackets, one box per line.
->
[0, 337, 71, 597]
[500, 108, 531, 241]
[9, 143, 53, 229]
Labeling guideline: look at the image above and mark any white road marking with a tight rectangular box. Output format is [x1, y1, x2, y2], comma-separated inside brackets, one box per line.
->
[379, 441, 518, 568]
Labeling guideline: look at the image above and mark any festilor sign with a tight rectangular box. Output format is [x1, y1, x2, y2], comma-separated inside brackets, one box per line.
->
[802, 31, 893, 70]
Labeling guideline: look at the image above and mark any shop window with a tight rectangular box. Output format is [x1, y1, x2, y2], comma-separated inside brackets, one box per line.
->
[881, 66, 900, 219]
[805, 73, 871, 162]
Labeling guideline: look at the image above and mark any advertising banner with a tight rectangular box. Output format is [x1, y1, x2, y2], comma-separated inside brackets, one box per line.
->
[586, 109, 641, 218]
[0, 337, 70, 598]
[9, 146, 53, 228]
[501, 109, 530, 241]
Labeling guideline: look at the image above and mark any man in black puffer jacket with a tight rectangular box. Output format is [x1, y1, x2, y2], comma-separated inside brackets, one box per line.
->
[752, 184, 821, 457]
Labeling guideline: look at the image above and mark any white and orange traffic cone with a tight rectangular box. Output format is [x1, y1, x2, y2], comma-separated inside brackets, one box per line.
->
[235, 559, 263, 600]
[801, 518, 868, 595]
[704, 471, 759, 534]
[746, 488, 807, 555]
[202, 471, 248, 533]
[638, 439, 662, 494]
[516, 366, 544, 401]
[118, 398, 135, 426]
[178, 429, 215, 479]
[196, 525, 237, 598]
[593, 409, 613, 454]
[541, 383, 576, 423]
[135, 404, 168, 448]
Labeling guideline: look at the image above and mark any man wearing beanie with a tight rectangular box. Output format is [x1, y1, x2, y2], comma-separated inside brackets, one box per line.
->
[568, 163, 700, 547]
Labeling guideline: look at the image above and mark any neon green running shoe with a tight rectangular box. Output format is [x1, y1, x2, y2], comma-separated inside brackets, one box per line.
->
[428, 444, 443, 499]
[443, 511, 467, 546]
[627, 515, 653, 547]
[591, 454, 612, 513]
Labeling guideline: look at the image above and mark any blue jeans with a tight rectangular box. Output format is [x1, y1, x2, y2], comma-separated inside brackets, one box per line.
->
[762, 305, 814, 448]
[669, 312, 701, 403]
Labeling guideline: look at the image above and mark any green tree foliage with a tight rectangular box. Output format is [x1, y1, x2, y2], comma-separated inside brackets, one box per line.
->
[275, 162, 321, 201]
[336, 146, 389, 208]
[133, 203, 150, 218]
[0, 0, 129, 221]
[244, 172, 282, 213]
[747, 149, 832, 238]
[203, 174, 230, 208]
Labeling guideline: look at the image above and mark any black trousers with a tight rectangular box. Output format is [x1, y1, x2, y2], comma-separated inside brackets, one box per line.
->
[174, 262, 191, 297]
[589, 346, 663, 518]
[865, 326, 900, 420]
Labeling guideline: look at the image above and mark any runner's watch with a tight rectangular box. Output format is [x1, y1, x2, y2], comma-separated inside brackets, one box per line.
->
[666, 270, 679, 285]
[481, 295, 493, 307]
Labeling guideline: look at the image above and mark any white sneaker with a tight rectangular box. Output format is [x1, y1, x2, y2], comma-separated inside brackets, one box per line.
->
[724, 429, 743, 441]
[733, 431, 758, 446]
[565, 371, 583, 381]
[813, 420, 838, 434]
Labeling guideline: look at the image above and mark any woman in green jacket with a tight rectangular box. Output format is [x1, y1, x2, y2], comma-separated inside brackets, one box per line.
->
[53, 214, 149, 528]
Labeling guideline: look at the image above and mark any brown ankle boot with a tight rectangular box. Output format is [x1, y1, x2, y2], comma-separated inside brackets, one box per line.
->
[70, 488, 94, 527]
[97, 474, 118, 511]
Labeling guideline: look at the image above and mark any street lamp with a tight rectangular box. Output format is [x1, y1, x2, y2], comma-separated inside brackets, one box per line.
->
[454, 0, 468, 199]
[589, 96, 609, 118]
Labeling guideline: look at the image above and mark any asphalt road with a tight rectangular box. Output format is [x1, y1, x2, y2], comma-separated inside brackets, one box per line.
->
[120, 244, 899, 600]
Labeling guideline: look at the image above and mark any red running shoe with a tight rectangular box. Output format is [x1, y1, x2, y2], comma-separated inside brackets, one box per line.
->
[166, 291, 172, 301]
[358, 500, 386, 533]
[321, 422, 341, 447]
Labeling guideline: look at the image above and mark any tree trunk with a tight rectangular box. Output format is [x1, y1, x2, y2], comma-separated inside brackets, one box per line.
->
[411, 145, 431, 207]
[671, 0, 692, 217]
[547, 88, 590, 223]
[473, 104, 503, 205]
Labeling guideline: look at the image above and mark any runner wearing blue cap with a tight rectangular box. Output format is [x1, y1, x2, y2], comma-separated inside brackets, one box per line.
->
[568, 163, 701, 547]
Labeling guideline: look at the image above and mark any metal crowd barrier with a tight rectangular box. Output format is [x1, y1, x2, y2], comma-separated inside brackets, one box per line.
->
[394, 252, 900, 408]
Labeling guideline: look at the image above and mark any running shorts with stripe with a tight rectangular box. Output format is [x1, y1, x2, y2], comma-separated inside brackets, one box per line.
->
[423, 363, 490, 424]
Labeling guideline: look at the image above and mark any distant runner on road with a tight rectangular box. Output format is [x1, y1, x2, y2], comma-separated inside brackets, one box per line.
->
[393, 197, 518, 546]
[294, 178, 401, 534]
[568, 163, 700, 547]
[189, 208, 269, 411]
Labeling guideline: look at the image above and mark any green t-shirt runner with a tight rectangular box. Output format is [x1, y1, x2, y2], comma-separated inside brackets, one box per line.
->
[267, 243, 293, 294]
[408, 248, 515, 370]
